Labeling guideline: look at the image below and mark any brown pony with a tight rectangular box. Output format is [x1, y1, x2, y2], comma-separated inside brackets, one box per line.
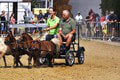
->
[30, 40, 56, 67]
[39, 40, 56, 67]
[3, 32, 23, 67]
[19, 33, 34, 67]
[20, 33, 56, 67]
[30, 41, 41, 66]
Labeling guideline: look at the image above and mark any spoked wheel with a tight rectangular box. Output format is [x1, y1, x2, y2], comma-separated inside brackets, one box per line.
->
[39, 58, 46, 65]
[65, 50, 75, 66]
[78, 47, 85, 64]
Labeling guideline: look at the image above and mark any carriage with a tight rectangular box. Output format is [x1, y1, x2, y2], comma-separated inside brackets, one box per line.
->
[39, 24, 85, 66]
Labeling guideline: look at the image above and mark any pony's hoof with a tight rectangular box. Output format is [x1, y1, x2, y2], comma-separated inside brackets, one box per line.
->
[13, 66, 18, 68]
[28, 66, 32, 69]
[48, 65, 53, 67]
[4, 66, 7, 68]
[20, 64, 23, 67]
[28, 65, 32, 68]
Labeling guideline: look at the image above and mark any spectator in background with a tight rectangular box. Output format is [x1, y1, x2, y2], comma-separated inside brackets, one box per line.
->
[89, 9, 94, 16]
[32, 14, 38, 35]
[28, 10, 34, 21]
[39, 18, 46, 23]
[100, 11, 110, 40]
[88, 9, 96, 38]
[44, 9, 50, 20]
[23, 11, 29, 32]
[94, 13, 100, 37]
[38, 17, 46, 32]
[105, 10, 110, 20]
[0, 10, 6, 34]
[23, 11, 29, 23]
[75, 11, 83, 38]
[75, 11, 83, 22]
[37, 10, 44, 21]
[33, 14, 38, 23]
[100, 14, 107, 40]
[37, 10, 46, 32]
[85, 15, 91, 38]
[10, 13, 16, 36]
[107, 11, 118, 41]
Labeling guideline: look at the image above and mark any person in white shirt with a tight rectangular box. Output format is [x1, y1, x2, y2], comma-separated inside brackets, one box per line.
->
[75, 11, 83, 23]
[75, 11, 83, 38]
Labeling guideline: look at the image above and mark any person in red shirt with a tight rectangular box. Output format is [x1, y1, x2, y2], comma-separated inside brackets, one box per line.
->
[88, 9, 96, 38]
[100, 15, 107, 40]
[0, 10, 6, 34]
[10, 13, 16, 36]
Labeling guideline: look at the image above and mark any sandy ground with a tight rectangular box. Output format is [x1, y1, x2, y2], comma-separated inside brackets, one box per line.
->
[0, 40, 120, 80]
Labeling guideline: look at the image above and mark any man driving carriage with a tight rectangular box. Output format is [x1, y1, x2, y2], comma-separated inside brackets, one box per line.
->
[57, 10, 76, 50]
[45, 7, 60, 41]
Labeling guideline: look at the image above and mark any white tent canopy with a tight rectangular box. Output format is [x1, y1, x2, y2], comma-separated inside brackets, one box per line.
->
[0, 1, 31, 23]
[0, 0, 23, 2]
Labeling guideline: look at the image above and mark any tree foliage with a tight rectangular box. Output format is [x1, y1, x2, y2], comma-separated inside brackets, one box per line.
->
[53, 0, 73, 18]
[31, 0, 37, 10]
[100, 0, 120, 18]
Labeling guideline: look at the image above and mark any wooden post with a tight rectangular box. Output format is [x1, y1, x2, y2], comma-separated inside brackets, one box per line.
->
[13, 2, 18, 24]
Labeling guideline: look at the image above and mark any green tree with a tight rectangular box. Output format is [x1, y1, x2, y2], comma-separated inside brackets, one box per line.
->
[100, 0, 120, 19]
[31, 0, 37, 9]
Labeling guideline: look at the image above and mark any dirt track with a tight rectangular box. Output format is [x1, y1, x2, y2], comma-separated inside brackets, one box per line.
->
[0, 40, 120, 80]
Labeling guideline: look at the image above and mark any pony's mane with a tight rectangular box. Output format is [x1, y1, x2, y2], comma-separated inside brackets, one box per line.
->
[6, 32, 16, 42]
[22, 33, 33, 40]
[10, 34, 16, 41]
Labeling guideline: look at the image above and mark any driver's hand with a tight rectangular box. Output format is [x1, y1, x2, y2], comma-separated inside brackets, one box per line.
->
[58, 28, 62, 34]
[43, 28, 50, 31]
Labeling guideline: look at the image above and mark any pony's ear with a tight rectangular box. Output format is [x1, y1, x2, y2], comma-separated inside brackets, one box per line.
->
[22, 33, 25, 36]
[9, 31, 12, 35]
[7, 31, 12, 35]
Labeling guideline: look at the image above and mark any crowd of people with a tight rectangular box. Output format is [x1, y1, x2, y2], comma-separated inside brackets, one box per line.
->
[0, 11, 16, 36]
[23, 9, 50, 35]
[31, 9, 50, 23]
[0, 9, 50, 36]
[75, 9, 120, 41]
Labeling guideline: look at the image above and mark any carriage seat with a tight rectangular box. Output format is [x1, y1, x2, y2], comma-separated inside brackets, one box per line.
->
[60, 34, 76, 54]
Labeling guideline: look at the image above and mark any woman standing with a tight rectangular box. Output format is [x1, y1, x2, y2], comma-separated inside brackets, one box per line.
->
[32, 14, 38, 35]
[0, 11, 6, 34]
[10, 13, 16, 36]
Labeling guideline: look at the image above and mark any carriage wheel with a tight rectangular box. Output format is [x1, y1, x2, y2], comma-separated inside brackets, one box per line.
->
[39, 58, 46, 65]
[78, 47, 85, 64]
[65, 50, 75, 66]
